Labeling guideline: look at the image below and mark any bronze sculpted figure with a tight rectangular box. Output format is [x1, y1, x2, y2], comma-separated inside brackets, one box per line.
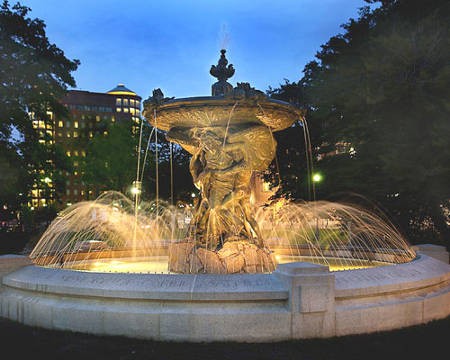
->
[166, 124, 275, 251]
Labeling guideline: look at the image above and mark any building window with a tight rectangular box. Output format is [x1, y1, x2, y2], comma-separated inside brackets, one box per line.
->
[116, 107, 122, 112]
[66, 121, 71, 128]
[96, 115, 100, 122]
[123, 99, 129, 106]
[123, 108, 129, 113]
[58, 121, 63, 127]
[116, 98, 122, 106]
[74, 150, 79, 156]
[74, 121, 79, 128]
[73, 131, 78, 138]
[66, 151, 71, 157]
[66, 189, 70, 195]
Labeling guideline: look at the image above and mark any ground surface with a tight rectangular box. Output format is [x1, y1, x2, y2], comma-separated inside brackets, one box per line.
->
[0, 316, 448, 360]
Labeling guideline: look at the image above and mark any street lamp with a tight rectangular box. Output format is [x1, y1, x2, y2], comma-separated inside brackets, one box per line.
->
[131, 181, 142, 196]
[312, 172, 323, 183]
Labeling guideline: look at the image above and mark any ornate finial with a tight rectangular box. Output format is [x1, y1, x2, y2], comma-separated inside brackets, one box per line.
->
[210, 49, 235, 82]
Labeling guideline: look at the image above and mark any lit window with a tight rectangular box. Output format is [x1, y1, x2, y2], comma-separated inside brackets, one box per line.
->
[66, 151, 71, 157]
[116, 107, 122, 112]
[58, 121, 63, 127]
[130, 108, 135, 115]
[73, 131, 78, 138]
[67, 133, 71, 138]
[89, 131, 93, 138]
[96, 115, 100, 122]
[103, 131, 108, 135]
[111, 116, 115, 122]
[74, 121, 79, 128]
[81, 150, 86, 157]
[130, 99, 135, 106]
[123, 108, 129, 113]
[116, 98, 122, 106]
[74, 150, 79, 156]
[123, 99, 129, 106]
[57, 132, 62, 137]
[74, 161, 78, 167]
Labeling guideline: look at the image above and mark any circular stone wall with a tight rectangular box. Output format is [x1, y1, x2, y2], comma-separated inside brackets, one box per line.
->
[0, 253, 449, 342]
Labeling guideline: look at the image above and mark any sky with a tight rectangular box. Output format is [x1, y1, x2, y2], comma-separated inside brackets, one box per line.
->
[23, 0, 372, 100]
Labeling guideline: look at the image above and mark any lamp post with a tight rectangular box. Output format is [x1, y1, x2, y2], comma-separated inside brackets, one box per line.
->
[131, 180, 142, 254]
[311, 172, 323, 240]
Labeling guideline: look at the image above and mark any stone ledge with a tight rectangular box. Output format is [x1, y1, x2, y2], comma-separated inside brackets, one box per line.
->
[335, 255, 450, 298]
[2, 265, 288, 301]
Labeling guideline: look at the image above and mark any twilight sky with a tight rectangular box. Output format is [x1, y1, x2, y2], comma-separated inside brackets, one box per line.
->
[23, 0, 372, 100]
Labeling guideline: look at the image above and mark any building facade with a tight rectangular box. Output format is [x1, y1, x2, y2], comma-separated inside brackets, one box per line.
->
[30, 84, 141, 209]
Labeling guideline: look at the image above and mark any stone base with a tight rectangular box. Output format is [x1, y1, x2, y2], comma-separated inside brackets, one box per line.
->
[168, 241, 277, 274]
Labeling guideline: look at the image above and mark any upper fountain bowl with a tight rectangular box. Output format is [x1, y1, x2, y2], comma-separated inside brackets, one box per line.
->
[143, 86, 304, 133]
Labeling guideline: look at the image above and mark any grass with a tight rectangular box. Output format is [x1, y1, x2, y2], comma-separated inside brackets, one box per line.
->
[0, 316, 448, 360]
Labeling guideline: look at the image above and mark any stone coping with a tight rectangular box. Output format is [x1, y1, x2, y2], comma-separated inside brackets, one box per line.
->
[334, 254, 450, 298]
[2, 254, 449, 303]
[2, 265, 288, 301]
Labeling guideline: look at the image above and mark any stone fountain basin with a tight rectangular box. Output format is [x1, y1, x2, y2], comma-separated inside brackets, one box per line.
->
[148, 96, 303, 132]
[1, 254, 449, 342]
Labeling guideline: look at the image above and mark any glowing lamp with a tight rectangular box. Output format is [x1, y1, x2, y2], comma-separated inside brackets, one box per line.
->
[312, 173, 323, 183]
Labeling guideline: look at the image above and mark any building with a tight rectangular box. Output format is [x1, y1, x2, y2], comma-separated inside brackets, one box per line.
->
[30, 84, 141, 209]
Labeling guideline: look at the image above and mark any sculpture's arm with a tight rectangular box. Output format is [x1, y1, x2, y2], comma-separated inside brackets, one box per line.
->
[226, 125, 269, 143]
[166, 127, 199, 154]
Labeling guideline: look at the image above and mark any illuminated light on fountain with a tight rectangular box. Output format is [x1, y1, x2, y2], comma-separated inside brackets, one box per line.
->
[2, 50, 448, 342]
[29, 192, 415, 273]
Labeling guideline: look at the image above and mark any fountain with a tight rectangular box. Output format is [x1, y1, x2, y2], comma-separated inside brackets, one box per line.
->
[0, 50, 449, 342]
[143, 49, 304, 273]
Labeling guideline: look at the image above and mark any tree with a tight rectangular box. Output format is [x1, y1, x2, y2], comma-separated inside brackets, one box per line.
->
[0, 1, 79, 209]
[268, 0, 450, 245]
[82, 122, 140, 196]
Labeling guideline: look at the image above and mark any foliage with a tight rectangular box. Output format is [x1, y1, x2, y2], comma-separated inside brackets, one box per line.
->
[0, 1, 79, 209]
[268, 0, 450, 245]
[81, 122, 140, 196]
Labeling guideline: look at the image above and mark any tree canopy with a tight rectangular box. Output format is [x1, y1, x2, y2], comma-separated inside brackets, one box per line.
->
[0, 1, 79, 210]
[268, 0, 450, 245]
